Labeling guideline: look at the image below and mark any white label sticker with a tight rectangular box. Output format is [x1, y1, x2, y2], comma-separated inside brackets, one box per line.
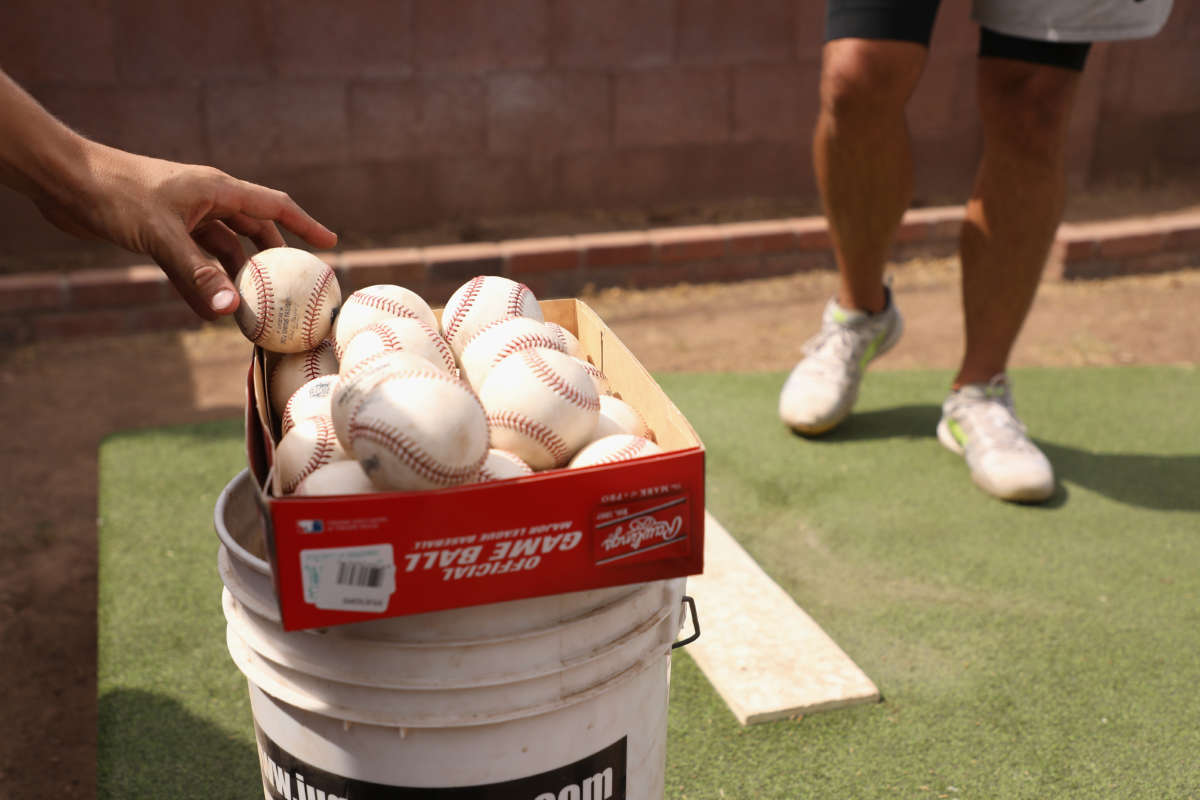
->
[300, 544, 396, 613]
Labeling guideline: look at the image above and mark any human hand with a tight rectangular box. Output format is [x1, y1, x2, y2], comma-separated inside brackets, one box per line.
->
[36, 140, 338, 320]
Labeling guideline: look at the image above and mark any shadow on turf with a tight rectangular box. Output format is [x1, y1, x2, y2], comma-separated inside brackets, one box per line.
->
[791, 405, 1198, 512]
[98, 689, 260, 799]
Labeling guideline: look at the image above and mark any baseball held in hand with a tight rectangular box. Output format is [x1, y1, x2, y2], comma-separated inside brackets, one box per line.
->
[234, 247, 341, 353]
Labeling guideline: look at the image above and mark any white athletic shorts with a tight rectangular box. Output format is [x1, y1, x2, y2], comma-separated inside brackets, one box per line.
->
[972, 0, 1174, 43]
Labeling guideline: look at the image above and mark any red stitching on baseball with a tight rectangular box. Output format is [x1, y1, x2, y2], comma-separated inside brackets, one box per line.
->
[303, 340, 333, 382]
[487, 410, 570, 465]
[591, 438, 652, 465]
[444, 276, 484, 344]
[490, 333, 558, 367]
[365, 321, 404, 352]
[247, 256, 272, 343]
[349, 418, 484, 487]
[350, 290, 423, 320]
[425, 323, 457, 371]
[506, 282, 531, 318]
[302, 266, 335, 350]
[285, 417, 337, 493]
[522, 350, 600, 412]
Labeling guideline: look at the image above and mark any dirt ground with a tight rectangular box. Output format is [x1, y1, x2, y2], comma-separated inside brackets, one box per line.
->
[2, 257, 1199, 797]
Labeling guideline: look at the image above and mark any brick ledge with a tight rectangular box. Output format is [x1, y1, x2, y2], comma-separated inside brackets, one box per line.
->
[2, 206, 1198, 344]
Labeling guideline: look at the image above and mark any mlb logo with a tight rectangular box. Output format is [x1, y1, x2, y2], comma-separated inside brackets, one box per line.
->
[297, 519, 324, 534]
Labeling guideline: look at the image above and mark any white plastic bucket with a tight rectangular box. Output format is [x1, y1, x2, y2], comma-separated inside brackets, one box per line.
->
[215, 469, 688, 798]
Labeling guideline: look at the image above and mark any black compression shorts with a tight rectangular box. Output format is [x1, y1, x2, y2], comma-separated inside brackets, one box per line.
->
[825, 0, 1092, 71]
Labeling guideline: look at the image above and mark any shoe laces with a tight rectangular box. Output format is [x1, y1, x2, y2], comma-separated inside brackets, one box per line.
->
[800, 320, 867, 381]
[952, 375, 1037, 453]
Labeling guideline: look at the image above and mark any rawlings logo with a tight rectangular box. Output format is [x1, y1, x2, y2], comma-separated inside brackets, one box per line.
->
[602, 514, 683, 552]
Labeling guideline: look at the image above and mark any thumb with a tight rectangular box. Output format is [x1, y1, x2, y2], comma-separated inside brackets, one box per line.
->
[150, 231, 241, 320]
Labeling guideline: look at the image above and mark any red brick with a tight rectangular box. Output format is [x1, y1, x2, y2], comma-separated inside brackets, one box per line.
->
[551, 0, 674, 68]
[501, 237, 581, 275]
[349, 78, 486, 159]
[67, 266, 170, 310]
[338, 249, 426, 292]
[271, 0, 414, 79]
[677, 0, 795, 65]
[429, 156, 556, 216]
[733, 62, 819, 143]
[1101, 42, 1200, 117]
[0, 315, 33, 346]
[32, 308, 132, 340]
[113, 0, 271, 83]
[1056, 234, 1098, 262]
[764, 249, 835, 274]
[724, 220, 800, 255]
[1164, 222, 1200, 252]
[34, 86, 206, 163]
[615, 67, 731, 147]
[206, 82, 349, 171]
[423, 243, 504, 282]
[650, 225, 727, 263]
[414, 0, 548, 73]
[1096, 230, 1168, 259]
[577, 232, 654, 269]
[906, 50, 978, 139]
[794, 2, 826, 58]
[0, 273, 66, 313]
[0, 2, 116, 84]
[559, 148, 680, 208]
[792, 217, 833, 250]
[927, 0, 977, 56]
[488, 72, 611, 156]
[128, 303, 206, 334]
[1123, 251, 1199, 274]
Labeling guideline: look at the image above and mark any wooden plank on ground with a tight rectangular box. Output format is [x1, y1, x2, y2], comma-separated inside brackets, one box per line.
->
[685, 511, 880, 725]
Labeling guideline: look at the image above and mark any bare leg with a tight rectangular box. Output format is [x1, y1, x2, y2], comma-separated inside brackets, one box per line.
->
[955, 58, 1083, 387]
[815, 38, 928, 314]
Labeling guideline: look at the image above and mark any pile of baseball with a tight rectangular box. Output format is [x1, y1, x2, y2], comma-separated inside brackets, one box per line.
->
[234, 247, 662, 496]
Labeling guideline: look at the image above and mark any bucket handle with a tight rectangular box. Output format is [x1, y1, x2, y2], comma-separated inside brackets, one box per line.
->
[672, 595, 700, 649]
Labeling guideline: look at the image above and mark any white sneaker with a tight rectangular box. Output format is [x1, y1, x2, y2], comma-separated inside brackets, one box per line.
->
[936, 375, 1055, 502]
[779, 288, 904, 434]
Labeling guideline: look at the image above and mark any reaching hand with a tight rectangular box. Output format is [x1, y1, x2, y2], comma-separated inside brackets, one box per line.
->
[36, 141, 338, 320]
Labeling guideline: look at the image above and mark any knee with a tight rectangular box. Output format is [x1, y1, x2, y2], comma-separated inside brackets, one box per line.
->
[978, 64, 1080, 159]
[819, 40, 926, 120]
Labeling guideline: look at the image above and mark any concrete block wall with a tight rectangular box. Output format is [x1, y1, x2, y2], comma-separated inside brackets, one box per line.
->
[1, 0, 1197, 273]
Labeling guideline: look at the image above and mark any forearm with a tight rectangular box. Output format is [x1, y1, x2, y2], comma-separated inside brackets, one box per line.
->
[0, 69, 89, 204]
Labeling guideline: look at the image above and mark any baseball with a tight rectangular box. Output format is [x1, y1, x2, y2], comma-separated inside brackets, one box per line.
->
[281, 374, 339, 435]
[268, 339, 338, 417]
[275, 415, 350, 494]
[474, 449, 535, 483]
[593, 394, 651, 440]
[543, 322, 582, 357]
[568, 434, 663, 469]
[340, 317, 457, 376]
[480, 347, 599, 470]
[333, 285, 437, 360]
[330, 351, 444, 453]
[441, 275, 543, 357]
[572, 356, 611, 396]
[234, 247, 340, 353]
[347, 370, 489, 491]
[293, 460, 377, 496]
[459, 316, 565, 391]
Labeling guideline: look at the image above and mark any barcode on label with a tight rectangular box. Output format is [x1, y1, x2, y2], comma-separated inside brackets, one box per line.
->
[336, 562, 383, 587]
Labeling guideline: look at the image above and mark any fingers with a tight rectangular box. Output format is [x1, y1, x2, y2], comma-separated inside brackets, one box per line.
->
[149, 221, 241, 320]
[192, 220, 248, 279]
[211, 176, 338, 250]
[222, 212, 286, 252]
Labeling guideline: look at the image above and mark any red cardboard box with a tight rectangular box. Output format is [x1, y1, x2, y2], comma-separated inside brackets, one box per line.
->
[245, 298, 705, 631]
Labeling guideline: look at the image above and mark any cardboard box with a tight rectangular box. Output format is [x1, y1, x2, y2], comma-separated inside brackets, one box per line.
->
[245, 298, 705, 631]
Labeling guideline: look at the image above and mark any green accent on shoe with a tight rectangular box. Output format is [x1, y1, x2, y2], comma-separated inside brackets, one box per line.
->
[859, 330, 887, 369]
[948, 418, 968, 447]
[832, 307, 849, 325]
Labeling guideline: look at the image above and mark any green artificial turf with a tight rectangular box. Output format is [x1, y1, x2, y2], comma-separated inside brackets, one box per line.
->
[97, 368, 1200, 799]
